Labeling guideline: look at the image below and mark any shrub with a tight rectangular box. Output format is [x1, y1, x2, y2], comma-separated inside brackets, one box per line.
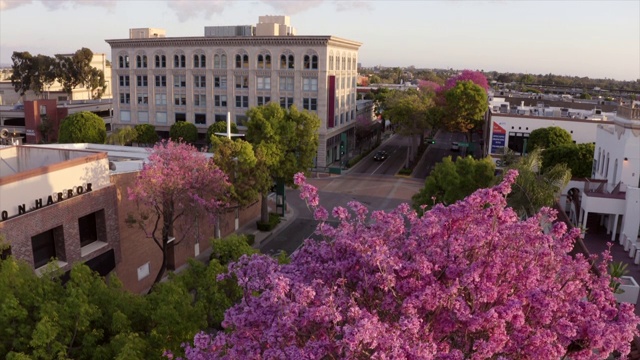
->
[256, 212, 281, 231]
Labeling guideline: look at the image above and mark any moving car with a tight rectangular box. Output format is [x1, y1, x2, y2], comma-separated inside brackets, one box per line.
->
[451, 142, 460, 152]
[373, 151, 389, 161]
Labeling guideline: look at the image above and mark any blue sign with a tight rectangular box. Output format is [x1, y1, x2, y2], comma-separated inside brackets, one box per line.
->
[491, 133, 506, 154]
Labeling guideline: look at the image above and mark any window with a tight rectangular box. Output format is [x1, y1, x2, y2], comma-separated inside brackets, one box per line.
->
[214, 54, 227, 69]
[215, 114, 226, 122]
[119, 75, 130, 87]
[303, 98, 317, 111]
[156, 112, 167, 123]
[257, 76, 270, 90]
[279, 76, 294, 91]
[174, 75, 186, 88]
[303, 55, 318, 70]
[235, 75, 249, 89]
[136, 55, 147, 68]
[303, 77, 318, 91]
[175, 113, 186, 122]
[136, 75, 148, 87]
[174, 54, 186, 68]
[257, 54, 271, 69]
[194, 75, 206, 88]
[137, 93, 148, 104]
[32, 227, 63, 269]
[120, 110, 131, 122]
[195, 113, 206, 125]
[155, 75, 166, 87]
[155, 54, 166, 68]
[214, 76, 227, 89]
[174, 94, 187, 106]
[194, 94, 206, 107]
[280, 97, 294, 109]
[329, 55, 334, 70]
[280, 54, 295, 69]
[215, 95, 227, 107]
[257, 96, 271, 106]
[138, 111, 149, 123]
[78, 212, 98, 247]
[119, 55, 130, 68]
[236, 115, 248, 127]
[235, 95, 248, 108]
[235, 54, 248, 69]
[155, 93, 167, 105]
[194, 54, 206, 68]
[119, 93, 130, 104]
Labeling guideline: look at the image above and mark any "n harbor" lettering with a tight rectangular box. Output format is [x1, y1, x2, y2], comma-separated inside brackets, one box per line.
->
[1, 183, 92, 222]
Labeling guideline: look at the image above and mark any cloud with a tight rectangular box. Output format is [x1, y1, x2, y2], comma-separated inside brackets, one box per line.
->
[260, 0, 324, 14]
[166, 0, 229, 22]
[0, 0, 33, 10]
[334, 0, 374, 12]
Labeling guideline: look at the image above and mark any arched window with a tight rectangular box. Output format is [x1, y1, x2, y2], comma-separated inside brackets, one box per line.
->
[221, 54, 227, 68]
[265, 54, 271, 69]
[194, 54, 200, 68]
[280, 54, 287, 69]
[200, 54, 206, 68]
[329, 54, 334, 70]
[258, 54, 264, 69]
[312, 55, 318, 69]
[288, 55, 294, 69]
[193, 54, 206, 68]
[174, 54, 185, 68]
[304, 55, 311, 69]
[136, 55, 147, 68]
[119, 55, 130, 68]
[155, 54, 166, 68]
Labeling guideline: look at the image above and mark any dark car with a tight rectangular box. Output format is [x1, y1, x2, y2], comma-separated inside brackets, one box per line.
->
[373, 151, 389, 161]
[450, 142, 460, 152]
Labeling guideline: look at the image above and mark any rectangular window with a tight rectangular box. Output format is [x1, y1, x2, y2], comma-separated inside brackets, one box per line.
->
[235, 95, 249, 108]
[303, 77, 318, 91]
[136, 75, 148, 87]
[214, 76, 227, 89]
[215, 95, 227, 107]
[119, 75, 130, 87]
[174, 94, 187, 106]
[236, 115, 248, 127]
[32, 228, 60, 269]
[119, 93, 130, 104]
[174, 75, 186, 88]
[215, 114, 226, 122]
[120, 110, 131, 122]
[194, 94, 206, 107]
[279, 77, 294, 91]
[257, 96, 271, 106]
[155, 75, 166, 87]
[235, 75, 249, 89]
[155, 93, 166, 105]
[194, 75, 206, 88]
[195, 113, 206, 125]
[78, 212, 98, 248]
[303, 98, 317, 111]
[156, 112, 167, 124]
[175, 113, 186, 122]
[137, 93, 148, 104]
[280, 97, 294, 109]
[138, 111, 149, 123]
[257, 76, 271, 90]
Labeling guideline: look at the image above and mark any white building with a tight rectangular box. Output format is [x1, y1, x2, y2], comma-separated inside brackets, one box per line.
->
[105, 15, 361, 168]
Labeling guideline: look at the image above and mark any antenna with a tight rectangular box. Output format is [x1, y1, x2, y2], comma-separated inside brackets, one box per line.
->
[214, 112, 245, 139]
[0, 128, 8, 139]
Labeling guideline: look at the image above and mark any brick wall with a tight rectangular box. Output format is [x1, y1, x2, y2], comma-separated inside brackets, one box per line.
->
[0, 184, 121, 271]
[112, 172, 261, 293]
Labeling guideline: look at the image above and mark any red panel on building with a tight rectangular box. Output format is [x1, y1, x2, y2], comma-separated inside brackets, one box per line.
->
[327, 76, 335, 128]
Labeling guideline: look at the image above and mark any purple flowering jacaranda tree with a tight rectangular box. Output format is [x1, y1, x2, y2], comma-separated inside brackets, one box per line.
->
[174, 170, 639, 359]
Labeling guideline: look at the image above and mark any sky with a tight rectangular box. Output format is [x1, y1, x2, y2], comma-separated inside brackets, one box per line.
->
[0, 0, 638, 81]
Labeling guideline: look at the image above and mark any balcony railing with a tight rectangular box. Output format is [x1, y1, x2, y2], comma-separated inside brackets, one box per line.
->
[617, 106, 640, 120]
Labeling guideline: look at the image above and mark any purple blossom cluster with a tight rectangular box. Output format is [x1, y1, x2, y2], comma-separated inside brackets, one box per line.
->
[174, 170, 638, 359]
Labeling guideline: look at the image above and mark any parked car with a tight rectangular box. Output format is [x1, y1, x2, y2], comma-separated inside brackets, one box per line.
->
[373, 151, 389, 161]
[451, 142, 460, 152]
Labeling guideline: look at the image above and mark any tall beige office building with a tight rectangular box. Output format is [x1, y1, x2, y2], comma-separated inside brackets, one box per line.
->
[105, 16, 361, 168]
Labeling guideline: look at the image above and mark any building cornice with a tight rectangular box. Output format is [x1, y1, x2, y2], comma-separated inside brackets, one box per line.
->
[105, 36, 362, 50]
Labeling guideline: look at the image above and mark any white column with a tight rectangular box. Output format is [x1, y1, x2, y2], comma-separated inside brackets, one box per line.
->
[582, 210, 589, 230]
[612, 214, 619, 242]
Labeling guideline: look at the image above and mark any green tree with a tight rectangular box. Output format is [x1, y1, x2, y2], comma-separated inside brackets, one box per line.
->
[10, 52, 57, 97]
[55, 48, 102, 98]
[58, 111, 107, 144]
[246, 103, 320, 223]
[412, 155, 495, 215]
[527, 126, 573, 152]
[442, 80, 488, 144]
[542, 143, 595, 178]
[502, 148, 571, 218]
[207, 121, 239, 145]
[210, 137, 260, 209]
[169, 121, 198, 144]
[134, 124, 159, 146]
[383, 89, 433, 167]
[106, 126, 138, 145]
